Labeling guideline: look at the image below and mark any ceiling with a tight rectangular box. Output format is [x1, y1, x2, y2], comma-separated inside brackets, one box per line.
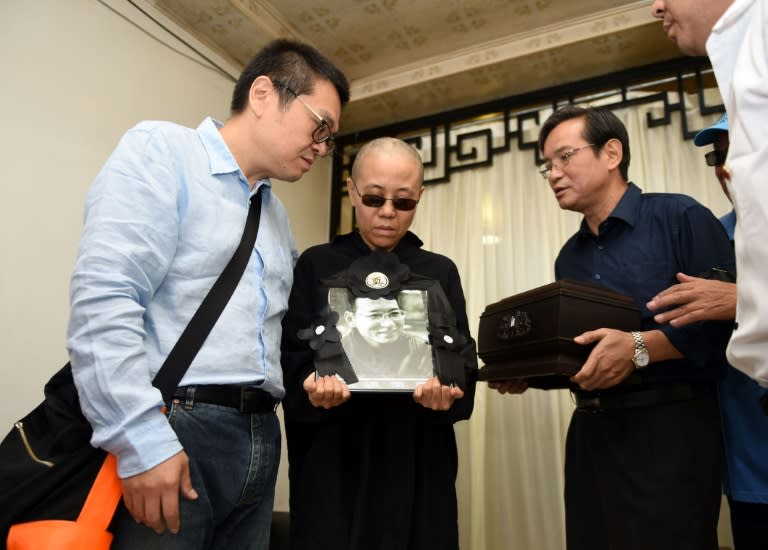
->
[149, 0, 684, 135]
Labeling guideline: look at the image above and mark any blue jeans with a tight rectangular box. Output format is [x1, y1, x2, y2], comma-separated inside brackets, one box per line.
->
[111, 399, 281, 550]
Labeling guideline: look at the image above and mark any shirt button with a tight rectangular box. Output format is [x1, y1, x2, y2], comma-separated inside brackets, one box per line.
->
[597, 245, 604, 250]
[594, 274, 601, 280]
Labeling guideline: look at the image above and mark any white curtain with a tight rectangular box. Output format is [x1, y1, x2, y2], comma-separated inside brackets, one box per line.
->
[409, 89, 730, 550]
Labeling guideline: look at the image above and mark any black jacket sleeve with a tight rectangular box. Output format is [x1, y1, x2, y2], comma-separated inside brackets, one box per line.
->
[280, 249, 332, 423]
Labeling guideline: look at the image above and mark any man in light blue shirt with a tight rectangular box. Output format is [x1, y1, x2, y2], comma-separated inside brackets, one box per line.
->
[66, 39, 349, 549]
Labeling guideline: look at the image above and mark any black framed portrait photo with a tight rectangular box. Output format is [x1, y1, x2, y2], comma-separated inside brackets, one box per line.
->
[297, 250, 468, 393]
[327, 288, 434, 391]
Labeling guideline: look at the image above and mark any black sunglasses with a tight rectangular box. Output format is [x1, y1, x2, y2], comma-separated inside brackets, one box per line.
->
[351, 180, 419, 211]
[704, 149, 727, 167]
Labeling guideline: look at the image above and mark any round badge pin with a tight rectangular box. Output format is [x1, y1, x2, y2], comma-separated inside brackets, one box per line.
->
[364, 272, 389, 289]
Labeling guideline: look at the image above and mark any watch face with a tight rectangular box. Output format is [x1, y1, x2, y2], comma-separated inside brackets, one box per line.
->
[633, 350, 650, 368]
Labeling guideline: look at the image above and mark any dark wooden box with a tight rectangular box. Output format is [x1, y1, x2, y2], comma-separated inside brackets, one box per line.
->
[477, 279, 641, 388]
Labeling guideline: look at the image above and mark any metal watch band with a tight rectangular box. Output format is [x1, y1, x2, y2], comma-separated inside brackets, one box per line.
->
[631, 331, 646, 352]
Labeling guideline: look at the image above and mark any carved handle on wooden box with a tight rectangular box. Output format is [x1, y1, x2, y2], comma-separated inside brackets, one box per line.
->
[497, 310, 532, 340]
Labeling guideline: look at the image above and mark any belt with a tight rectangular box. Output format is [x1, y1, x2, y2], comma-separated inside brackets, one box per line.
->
[573, 383, 712, 411]
[173, 385, 279, 413]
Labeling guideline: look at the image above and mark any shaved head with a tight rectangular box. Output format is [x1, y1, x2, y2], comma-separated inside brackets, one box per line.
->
[351, 138, 424, 183]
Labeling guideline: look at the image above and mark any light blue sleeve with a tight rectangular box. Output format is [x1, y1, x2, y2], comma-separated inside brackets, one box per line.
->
[67, 123, 184, 477]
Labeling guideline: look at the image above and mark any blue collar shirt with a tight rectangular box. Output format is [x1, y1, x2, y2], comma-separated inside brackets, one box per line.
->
[555, 182, 735, 385]
[67, 117, 297, 476]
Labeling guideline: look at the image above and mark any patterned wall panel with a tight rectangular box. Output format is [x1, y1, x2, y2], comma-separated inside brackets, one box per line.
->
[329, 57, 722, 238]
[150, 0, 680, 133]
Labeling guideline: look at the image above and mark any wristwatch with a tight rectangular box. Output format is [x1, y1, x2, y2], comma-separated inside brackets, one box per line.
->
[631, 331, 650, 369]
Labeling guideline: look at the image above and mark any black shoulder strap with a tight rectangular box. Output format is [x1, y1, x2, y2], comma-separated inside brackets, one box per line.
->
[151, 188, 264, 400]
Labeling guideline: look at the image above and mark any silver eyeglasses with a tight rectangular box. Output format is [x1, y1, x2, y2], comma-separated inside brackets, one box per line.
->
[538, 144, 595, 179]
[273, 80, 336, 156]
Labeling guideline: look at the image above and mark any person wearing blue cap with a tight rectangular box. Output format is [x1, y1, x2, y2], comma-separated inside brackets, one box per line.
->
[694, 114, 735, 237]
[648, 114, 768, 550]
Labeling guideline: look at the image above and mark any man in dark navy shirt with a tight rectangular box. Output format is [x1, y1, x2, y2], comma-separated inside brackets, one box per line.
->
[538, 106, 733, 550]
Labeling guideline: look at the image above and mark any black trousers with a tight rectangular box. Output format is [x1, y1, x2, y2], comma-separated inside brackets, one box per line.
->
[728, 498, 768, 550]
[565, 387, 722, 550]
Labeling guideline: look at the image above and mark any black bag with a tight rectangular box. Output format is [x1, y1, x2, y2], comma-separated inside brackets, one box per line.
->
[0, 365, 106, 530]
[0, 190, 263, 548]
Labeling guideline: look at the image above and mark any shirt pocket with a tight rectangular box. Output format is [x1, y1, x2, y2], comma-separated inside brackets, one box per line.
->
[621, 260, 678, 310]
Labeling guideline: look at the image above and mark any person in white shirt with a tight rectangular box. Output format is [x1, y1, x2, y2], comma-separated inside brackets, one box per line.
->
[651, 0, 768, 391]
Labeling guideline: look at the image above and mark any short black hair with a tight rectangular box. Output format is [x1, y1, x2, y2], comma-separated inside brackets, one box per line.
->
[230, 39, 350, 114]
[538, 105, 630, 180]
[347, 291, 403, 311]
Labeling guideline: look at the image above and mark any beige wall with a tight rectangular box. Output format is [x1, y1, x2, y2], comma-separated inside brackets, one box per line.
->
[0, 0, 331, 511]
